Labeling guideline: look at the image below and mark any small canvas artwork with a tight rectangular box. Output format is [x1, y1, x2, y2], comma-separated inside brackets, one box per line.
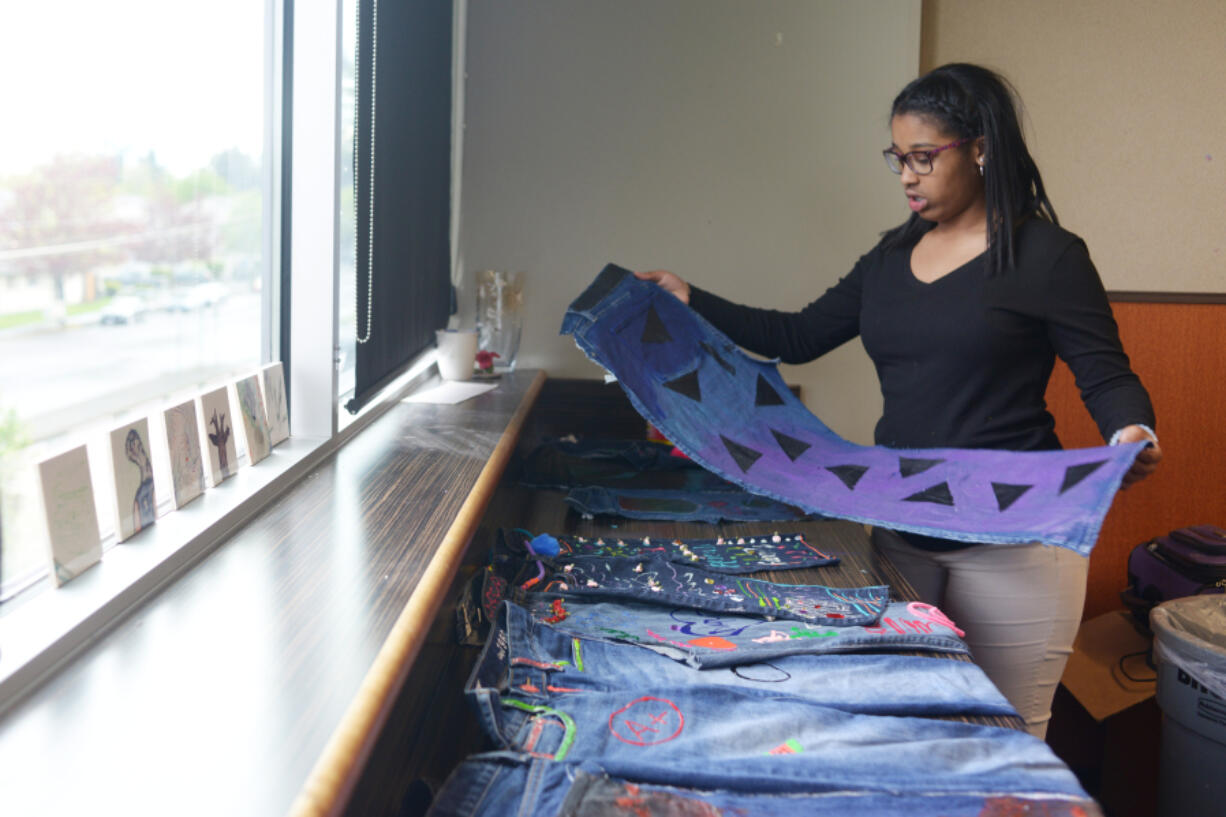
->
[235, 374, 271, 465]
[164, 399, 205, 508]
[201, 386, 238, 486]
[109, 418, 158, 542]
[39, 446, 103, 586]
[262, 362, 289, 445]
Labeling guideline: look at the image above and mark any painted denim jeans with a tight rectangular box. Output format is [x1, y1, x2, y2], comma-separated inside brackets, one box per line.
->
[564, 484, 816, 523]
[561, 265, 1147, 554]
[522, 596, 970, 668]
[426, 753, 1103, 817]
[464, 678, 1087, 796]
[529, 555, 887, 626]
[477, 602, 1016, 718]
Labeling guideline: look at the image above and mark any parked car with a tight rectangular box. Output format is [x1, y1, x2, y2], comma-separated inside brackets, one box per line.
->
[167, 282, 227, 312]
[99, 295, 145, 325]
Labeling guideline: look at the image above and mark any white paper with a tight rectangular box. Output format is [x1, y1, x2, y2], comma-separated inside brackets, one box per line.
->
[235, 374, 271, 465]
[109, 417, 158, 542]
[39, 445, 102, 586]
[261, 362, 290, 445]
[403, 380, 499, 405]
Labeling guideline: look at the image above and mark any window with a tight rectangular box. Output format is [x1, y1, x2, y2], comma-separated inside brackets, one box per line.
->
[0, 1, 277, 598]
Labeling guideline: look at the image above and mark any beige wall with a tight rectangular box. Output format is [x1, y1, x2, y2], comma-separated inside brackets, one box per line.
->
[922, 0, 1226, 294]
[459, 0, 920, 443]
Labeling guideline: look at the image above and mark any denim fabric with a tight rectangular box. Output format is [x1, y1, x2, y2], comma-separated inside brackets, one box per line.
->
[565, 485, 815, 524]
[458, 530, 840, 646]
[463, 679, 1087, 796]
[478, 602, 1016, 718]
[529, 556, 887, 626]
[525, 460, 737, 493]
[426, 753, 1103, 817]
[561, 265, 1147, 554]
[558, 770, 1104, 817]
[505, 529, 839, 574]
[536, 438, 696, 471]
[520, 438, 739, 493]
[424, 751, 575, 817]
[522, 597, 971, 667]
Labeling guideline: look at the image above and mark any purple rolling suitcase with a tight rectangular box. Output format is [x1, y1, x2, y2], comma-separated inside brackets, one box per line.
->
[1122, 524, 1226, 628]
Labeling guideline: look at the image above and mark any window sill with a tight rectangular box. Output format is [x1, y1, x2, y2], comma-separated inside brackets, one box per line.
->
[0, 349, 440, 717]
[0, 433, 330, 715]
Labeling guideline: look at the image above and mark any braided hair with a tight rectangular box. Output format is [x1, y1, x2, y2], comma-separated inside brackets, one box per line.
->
[882, 63, 1058, 276]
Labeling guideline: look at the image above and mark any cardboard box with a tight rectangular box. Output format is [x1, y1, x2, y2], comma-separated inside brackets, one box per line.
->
[1061, 610, 1156, 721]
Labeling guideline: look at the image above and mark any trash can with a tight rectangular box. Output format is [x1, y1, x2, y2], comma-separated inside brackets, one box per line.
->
[1151, 595, 1226, 817]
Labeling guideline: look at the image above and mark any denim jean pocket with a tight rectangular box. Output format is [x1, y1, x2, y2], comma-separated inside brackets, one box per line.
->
[603, 301, 700, 385]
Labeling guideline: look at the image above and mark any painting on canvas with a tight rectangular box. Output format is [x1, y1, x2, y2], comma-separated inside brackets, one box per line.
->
[262, 362, 289, 445]
[39, 446, 103, 586]
[164, 399, 205, 508]
[235, 374, 270, 465]
[201, 386, 238, 486]
[109, 418, 158, 542]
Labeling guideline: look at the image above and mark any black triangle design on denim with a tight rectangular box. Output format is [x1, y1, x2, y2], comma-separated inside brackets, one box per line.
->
[755, 374, 785, 406]
[721, 435, 764, 472]
[826, 464, 868, 490]
[1060, 460, 1108, 494]
[700, 342, 736, 375]
[662, 370, 702, 402]
[991, 482, 1033, 511]
[899, 457, 944, 477]
[641, 305, 672, 344]
[569, 263, 630, 311]
[770, 429, 811, 462]
[903, 482, 955, 506]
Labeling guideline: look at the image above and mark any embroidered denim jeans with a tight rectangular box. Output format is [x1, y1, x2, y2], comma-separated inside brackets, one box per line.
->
[458, 529, 841, 647]
[522, 596, 970, 668]
[426, 753, 1103, 817]
[528, 555, 888, 626]
[517, 527, 843, 571]
[561, 264, 1147, 554]
[478, 602, 1016, 718]
[509, 528, 839, 574]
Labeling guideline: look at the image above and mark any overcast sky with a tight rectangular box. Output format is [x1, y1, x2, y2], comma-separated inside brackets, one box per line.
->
[1, 0, 267, 176]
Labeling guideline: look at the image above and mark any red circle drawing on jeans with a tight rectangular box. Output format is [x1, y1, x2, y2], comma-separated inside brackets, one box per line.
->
[608, 696, 685, 746]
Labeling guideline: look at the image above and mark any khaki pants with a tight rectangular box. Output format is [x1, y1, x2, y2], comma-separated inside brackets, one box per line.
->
[872, 527, 1088, 739]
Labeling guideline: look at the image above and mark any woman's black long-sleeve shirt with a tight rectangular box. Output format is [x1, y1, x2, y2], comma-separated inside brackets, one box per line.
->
[689, 218, 1155, 453]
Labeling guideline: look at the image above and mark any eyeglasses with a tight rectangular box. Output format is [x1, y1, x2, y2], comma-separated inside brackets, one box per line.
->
[882, 137, 973, 175]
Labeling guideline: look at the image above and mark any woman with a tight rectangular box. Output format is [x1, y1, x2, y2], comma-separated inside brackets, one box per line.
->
[636, 63, 1161, 738]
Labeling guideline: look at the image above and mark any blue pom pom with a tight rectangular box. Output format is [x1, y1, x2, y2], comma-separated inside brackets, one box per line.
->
[528, 533, 560, 557]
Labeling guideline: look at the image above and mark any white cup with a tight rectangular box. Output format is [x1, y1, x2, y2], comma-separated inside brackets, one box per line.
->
[436, 329, 478, 381]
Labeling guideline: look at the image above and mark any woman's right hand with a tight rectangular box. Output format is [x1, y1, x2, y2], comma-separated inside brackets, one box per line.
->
[634, 269, 691, 304]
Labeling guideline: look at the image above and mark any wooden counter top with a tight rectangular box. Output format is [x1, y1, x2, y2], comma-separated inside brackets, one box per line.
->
[0, 371, 546, 817]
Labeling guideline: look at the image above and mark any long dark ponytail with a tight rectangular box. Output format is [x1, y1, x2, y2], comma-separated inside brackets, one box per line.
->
[882, 63, 1057, 276]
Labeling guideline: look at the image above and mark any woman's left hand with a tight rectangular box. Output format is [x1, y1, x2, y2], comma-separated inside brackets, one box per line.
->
[1116, 425, 1162, 489]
